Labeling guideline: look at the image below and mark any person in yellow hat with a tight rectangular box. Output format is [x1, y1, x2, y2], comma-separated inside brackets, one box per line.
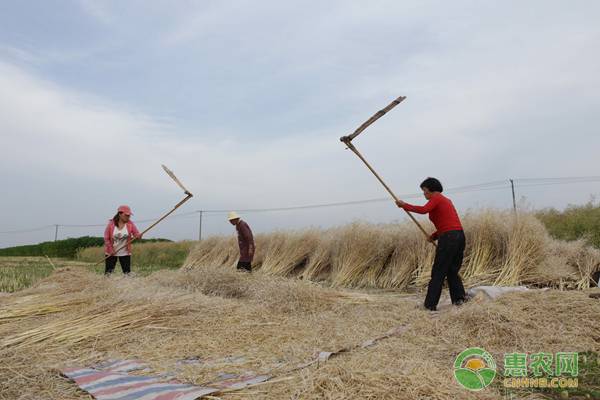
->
[228, 211, 255, 272]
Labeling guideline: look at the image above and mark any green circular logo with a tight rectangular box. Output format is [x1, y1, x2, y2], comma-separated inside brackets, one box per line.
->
[454, 347, 497, 391]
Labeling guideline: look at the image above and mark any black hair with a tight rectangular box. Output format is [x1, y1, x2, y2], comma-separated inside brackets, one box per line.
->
[113, 212, 122, 225]
[420, 177, 443, 193]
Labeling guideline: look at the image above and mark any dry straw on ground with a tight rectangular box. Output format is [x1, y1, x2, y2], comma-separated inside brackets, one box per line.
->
[184, 210, 600, 290]
[2, 210, 600, 399]
[0, 266, 599, 399]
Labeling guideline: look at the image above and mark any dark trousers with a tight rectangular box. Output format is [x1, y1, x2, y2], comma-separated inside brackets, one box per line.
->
[236, 261, 252, 272]
[592, 271, 600, 287]
[105, 255, 131, 275]
[424, 230, 466, 310]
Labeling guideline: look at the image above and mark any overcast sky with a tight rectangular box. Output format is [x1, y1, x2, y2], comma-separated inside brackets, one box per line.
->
[1, 1, 600, 247]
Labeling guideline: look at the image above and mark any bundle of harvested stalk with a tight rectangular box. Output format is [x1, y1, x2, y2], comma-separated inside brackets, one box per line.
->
[182, 236, 238, 270]
[0, 297, 89, 323]
[301, 230, 335, 281]
[330, 223, 398, 288]
[0, 305, 171, 350]
[260, 230, 321, 276]
[184, 210, 600, 290]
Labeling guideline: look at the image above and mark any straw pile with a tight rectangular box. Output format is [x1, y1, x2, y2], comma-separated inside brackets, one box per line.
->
[184, 210, 600, 290]
[185, 236, 239, 269]
[259, 230, 321, 276]
[0, 265, 599, 399]
[0, 294, 89, 323]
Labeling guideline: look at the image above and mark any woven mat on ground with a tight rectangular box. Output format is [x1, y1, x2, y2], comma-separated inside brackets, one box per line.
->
[61, 324, 409, 399]
[61, 359, 270, 400]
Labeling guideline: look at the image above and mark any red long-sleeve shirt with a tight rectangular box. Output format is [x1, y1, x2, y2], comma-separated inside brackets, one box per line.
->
[401, 193, 463, 239]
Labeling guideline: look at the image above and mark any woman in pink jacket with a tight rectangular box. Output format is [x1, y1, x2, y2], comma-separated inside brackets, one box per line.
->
[104, 205, 142, 275]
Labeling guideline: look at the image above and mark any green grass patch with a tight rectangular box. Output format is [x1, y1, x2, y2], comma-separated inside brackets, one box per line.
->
[0, 257, 56, 292]
[537, 201, 600, 248]
[76, 241, 194, 273]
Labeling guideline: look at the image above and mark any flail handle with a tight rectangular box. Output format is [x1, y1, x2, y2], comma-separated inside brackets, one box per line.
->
[344, 144, 434, 245]
[340, 96, 435, 246]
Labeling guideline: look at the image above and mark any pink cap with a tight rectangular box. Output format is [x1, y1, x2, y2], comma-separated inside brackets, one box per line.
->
[117, 205, 133, 216]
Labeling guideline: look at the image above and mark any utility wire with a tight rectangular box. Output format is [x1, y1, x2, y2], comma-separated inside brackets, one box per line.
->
[2, 176, 599, 234]
[515, 176, 600, 183]
[201, 180, 516, 214]
[0, 225, 55, 234]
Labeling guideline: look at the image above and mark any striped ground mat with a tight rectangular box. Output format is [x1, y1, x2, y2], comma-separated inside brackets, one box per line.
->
[61, 368, 218, 399]
[61, 324, 408, 399]
[93, 359, 150, 373]
[61, 359, 270, 400]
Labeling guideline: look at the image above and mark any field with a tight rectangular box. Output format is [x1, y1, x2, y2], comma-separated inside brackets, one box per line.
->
[0, 242, 194, 293]
[0, 265, 599, 399]
[1, 210, 600, 399]
[0, 257, 92, 293]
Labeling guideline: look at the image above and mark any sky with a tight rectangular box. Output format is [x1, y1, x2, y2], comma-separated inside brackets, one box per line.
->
[1, 0, 600, 247]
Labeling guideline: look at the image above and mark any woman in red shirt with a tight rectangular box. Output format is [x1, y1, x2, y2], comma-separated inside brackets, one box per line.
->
[396, 178, 467, 311]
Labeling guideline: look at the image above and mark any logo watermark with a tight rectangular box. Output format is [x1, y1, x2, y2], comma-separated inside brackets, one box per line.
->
[454, 347, 497, 391]
[454, 349, 579, 391]
[502, 352, 578, 389]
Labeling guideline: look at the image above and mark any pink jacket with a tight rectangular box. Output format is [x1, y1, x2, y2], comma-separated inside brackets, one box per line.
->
[104, 220, 141, 255]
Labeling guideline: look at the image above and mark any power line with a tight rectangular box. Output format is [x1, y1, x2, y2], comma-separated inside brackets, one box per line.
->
[58, 210, 201, 228]
[57, 176, 600, 220]
[0, 225, 55, 234]
[1, 176, 599, 235]
[201, 180, 517, 215]
[514, 176, 600, 183]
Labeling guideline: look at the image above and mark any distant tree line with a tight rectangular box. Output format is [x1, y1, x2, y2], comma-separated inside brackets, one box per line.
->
[0, 236, 171, 258]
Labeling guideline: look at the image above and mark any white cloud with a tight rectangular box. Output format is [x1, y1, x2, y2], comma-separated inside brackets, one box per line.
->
[0, 60, 345, 207]
[1, 1, 600, 247]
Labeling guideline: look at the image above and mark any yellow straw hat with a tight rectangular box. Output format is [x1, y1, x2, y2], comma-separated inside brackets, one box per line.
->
[228, 211, 241, 221]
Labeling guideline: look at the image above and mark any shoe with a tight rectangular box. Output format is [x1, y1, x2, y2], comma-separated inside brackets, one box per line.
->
[453, 296, 470, 306]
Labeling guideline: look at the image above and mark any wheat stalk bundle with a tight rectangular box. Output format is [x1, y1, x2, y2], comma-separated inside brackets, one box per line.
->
[183, 210, 600, 290]
[301, 230, 335, 281]
[1, 305, 166, 350]
[260, 230, 321, 276]
[0, 298, 89, 323]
